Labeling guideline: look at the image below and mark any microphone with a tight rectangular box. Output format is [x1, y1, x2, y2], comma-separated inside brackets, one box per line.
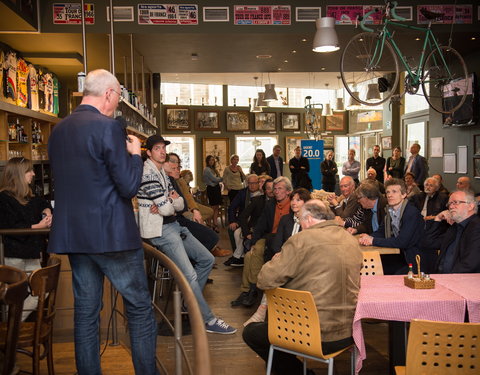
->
[115, 116, 131, 142]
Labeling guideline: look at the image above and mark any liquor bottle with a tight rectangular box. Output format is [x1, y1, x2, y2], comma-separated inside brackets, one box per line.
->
[407, 263, 414, 279]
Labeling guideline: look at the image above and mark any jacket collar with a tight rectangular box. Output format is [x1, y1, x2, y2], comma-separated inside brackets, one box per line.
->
[307, 220, 341, 231]
[75, 104, 101, 114]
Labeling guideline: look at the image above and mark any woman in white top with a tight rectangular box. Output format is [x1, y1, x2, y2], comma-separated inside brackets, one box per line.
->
[202, 155, 222, 232]
[223, 154, 246, 203]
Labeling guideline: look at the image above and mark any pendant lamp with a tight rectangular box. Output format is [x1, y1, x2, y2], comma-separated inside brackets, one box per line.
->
[312, 17, 340, 53]
[366, 83, 381, 102]
[263, 83, 277, 101]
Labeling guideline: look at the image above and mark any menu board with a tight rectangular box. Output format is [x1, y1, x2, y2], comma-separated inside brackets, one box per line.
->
[138, 4, 198, 25]
[417, 4, 472, 24]
[53, 3, 95, 24]
[234, 5, 291, 25]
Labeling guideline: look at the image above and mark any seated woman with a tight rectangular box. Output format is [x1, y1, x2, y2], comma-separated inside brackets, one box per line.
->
[0, 157, 53, 320]
[178, 169, 213, 224]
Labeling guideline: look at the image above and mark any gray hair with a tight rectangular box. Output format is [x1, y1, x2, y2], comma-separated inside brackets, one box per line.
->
[456, 190, 478, 214]
[273, 176, 293, 192]
[340, 176, 355, 186]
[300, 200, 335, 221]
[356, 180, 381, 200]
[83, 69, 119, 97]
[385, 178, 407, 195]
[424, 177, 439, 190]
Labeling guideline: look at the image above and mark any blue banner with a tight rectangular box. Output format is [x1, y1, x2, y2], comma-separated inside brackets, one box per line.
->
[301, 140, 324, 190]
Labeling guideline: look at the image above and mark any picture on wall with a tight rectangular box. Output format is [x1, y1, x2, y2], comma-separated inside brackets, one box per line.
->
[474, 158, 480, 179]
[285, 136, 303, 160]
[226, 111, 249, 131]
[254, 112, 276, 131]
[430, 137, 443, 158]
[202, 137, 229, 177]
[325, 112, 346, 131]
[195, 110, 220, 131]
[281, 113, 300, 131]
[304, 109, 323, 132]
[322, 135, 334, 148]
[474, 134, 480, 156]
[165, 107, 190, 130]
[381, 136, 392, 150]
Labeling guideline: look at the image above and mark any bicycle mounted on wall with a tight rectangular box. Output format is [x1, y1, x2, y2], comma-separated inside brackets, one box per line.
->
[340, 0, 469, 114]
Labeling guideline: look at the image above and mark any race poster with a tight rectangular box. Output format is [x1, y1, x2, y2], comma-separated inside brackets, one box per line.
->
[326, 5, 363, 25]
[417, 4, 472, 24]
[234, 5, 291, 25]
[53, 3, 95, 24]
[138, 4, 198, 25]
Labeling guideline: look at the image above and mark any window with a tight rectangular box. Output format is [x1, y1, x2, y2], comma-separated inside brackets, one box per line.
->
[404, 84, 429, 113]
[161, 82, 223, 106]
[234, 136, 279, 172]
[228, 85, 288, 107]
[334, 136, 349, 178]
[166, 136, 197, 185]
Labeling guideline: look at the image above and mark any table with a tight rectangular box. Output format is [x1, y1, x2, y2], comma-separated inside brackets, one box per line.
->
[354, 235, 400, 255]
[353, 275, 466, 374]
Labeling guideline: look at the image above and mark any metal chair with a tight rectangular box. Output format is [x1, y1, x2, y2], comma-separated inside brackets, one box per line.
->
[361, 250, 384, 276]
[265, 288, 354, 375]
[16, 256, 61, 375]
[395, 319, 480, 375]
[0, 265, 29, 375]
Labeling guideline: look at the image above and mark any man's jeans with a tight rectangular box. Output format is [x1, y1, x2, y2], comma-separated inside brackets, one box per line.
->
[69, 248, 158, 375]
[149, 221, 215, 323]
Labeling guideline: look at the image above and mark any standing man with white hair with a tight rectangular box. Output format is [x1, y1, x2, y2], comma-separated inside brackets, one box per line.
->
[48, 69, 159, 375]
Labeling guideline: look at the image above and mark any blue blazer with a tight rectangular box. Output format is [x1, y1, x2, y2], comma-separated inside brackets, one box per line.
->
[407, 155, 428, 186]
[47, 105, 143, 254]
[266, 155, 283, 179]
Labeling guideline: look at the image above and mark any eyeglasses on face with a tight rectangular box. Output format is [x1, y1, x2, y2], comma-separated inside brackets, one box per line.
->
[110, 89, 123, 103]
[446, 200, 468, 208]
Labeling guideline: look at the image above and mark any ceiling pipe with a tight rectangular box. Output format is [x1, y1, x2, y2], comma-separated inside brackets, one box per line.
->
[130, 34, 135, 92]
[80, 0, 87, 73]
[109, 0, 115, 75]
[123, 56, 128, 88]
[141, 55, 145, 102]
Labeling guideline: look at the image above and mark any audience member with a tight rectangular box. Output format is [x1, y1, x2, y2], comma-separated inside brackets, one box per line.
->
[432, 174, 450, 195]
[243, 200, 362, 375]
[404, 172, 421, 199]
[405, 143, 428, 190]
[289, 146, 312, 190]
[223, 154, 246, 202]
[266, 145, 283, 179]
[366, 145, 386, 184]
[203, 155, 223, 232]
[456, 176, 473, 193]
[250, 149, 271, 176]
[177, 169, 213, 224]
[327, 176, 359, 219]
[359, 178, 424, 274]
[320, 150, 338, 192]
[385, 146, 405, 179]
[342, 149, 361, 185]
[366, 167, 385, 194]
[410, 177, 449, 221]
[138, 135, 236, 334]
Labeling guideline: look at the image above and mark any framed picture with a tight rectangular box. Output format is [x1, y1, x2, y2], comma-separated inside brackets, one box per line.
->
[285, 136, 303, 160]
[430, 137, 443, 158]
[195, 110, 220, 131]
[202, 137, 229, 177]
[443, 153, 456, 174]
[457, 146, 467, 174]
[381, 136, 392, 150]
[226, 111, 249, 131]
[325, 112, 346, 131]
[281, 112, 300, 131]
[322, 136, 334, 148]
[304, 109, 324, 132]
[474, 157, 480, 179]
[474, 134, 480, 156]
[254, 112, 276, 131]
[165, 107, 190, 130]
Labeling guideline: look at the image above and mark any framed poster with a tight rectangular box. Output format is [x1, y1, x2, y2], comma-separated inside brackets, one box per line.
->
[474, 158, 480, 179]
[285, 136, 303, 160]
[322, 135, 334, 148]
[254, 112, 276, 131]
[195, 110, 220, 131]
[443, 153, 456, 174]
[202, 137, 229, 177]
[381, 136, 392, 150]
[457, 146, 467, 174]
[430, 137, 443, 157]
[304, 109, 324, 132]
[281, 112, 300, 131]
[165, 107, 190, 130]
[325, 112, 346, 131]
[474, 134, 480, 156]
[226, 111, 249, 131]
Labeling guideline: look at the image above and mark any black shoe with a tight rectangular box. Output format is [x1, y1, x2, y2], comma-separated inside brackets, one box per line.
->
[242, 289, 258, 307]
[231, 291, 249, 307]
[207, 278, 214, 284]
[230, 257, 244, 267]
[223, 256, 235, 266]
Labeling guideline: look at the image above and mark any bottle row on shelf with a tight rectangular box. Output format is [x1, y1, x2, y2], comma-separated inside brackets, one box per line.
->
[7, 118, 45, 144]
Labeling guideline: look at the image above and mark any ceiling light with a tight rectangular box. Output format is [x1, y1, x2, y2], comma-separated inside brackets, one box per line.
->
[257, 92, 268, 107]
[415, 37, 421, 41]
[320, 67, 326, 71]
[301, 38, 307, 42]
[347, 91, 362, 110]
[284, 60, 288, 63]
[313, 17, 340, 53]
[256, 54, 272, 59]
[277, 68, 282, 71]
[324, 103, 333, 116]
[366, 83, 381, 101]
[471, 37, 476, 41]
[291, 50, 297, 53]
[250, 98, 262, 112]
[336, 97, 345, 111]
[264, 83, 277, 101]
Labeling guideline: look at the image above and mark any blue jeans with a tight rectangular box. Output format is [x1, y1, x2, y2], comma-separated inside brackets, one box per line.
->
[69, 248, 158, 375]
[149, 221, 215, 323]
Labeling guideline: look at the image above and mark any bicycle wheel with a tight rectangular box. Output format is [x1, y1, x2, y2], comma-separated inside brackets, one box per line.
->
[422, 46, 468, 114]
[340, 32, 399, 106]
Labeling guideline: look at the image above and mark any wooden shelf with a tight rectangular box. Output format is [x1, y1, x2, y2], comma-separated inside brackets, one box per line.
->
[0, 99, 60, 124]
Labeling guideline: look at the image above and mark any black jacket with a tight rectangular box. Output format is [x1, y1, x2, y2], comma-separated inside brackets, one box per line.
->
[266, 155, 283, 179]
[239, 194, 269, 237]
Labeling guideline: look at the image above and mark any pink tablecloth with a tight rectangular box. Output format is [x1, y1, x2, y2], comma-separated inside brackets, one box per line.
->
[353, 275, 466, 374]
[434, 273, 480, 323]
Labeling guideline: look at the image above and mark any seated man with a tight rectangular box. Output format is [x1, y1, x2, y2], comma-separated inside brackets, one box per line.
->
[243, 200, 362, 375]
[177, 169, 214, 224]
[456, 176, 473, 193]
[410, 176, 449, 222]
[365, 167, 385, 194]
[431, 173, 449, 195]
[327, 176, 359, 219]
[231, 176, 292, 307]
[425, 190, 480, 273]
[137, 135, 236, 334]
[359, 178, 424, 275]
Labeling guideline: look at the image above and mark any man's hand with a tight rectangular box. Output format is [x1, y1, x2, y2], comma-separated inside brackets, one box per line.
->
[358, 234, 373, 246]
[346, 227, 358, 235]
[192, 209, 203, 224]
[334, 216, 345, 227]
[435, 210, 454, 225]
[170, 190, 180, 200]
[327, 194, 339, 207]
[150, 204, 159, 214]
[126, 135, 141, 156]
[229, 222, 239, 230]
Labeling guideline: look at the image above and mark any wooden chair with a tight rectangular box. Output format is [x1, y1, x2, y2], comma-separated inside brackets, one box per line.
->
[395, 319, 480, 375]
[16, 256, 61, 375]
[265, 288, 354, 375]
[0, 265, 29, 375]
[361, 251, 384, 276]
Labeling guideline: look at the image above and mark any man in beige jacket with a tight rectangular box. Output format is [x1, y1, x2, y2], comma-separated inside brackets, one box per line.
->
[242, 200, 363, 375]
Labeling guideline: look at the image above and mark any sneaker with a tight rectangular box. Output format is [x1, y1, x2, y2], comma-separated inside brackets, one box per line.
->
[223, 256, 235, 266]
[230, 257, 244, 267]
[206, 318, 237, 334]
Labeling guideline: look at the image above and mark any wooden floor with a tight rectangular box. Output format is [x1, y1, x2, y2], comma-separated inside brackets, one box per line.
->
[15, 226, 391, 375]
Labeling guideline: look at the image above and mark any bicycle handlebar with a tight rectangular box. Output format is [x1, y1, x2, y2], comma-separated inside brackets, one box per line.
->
[359, 1, 406, 32]
[388, 1, 406, 22]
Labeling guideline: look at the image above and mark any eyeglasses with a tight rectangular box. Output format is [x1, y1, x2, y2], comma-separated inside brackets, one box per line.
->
[446, 200, 468, 208]
[110, 89, 123, 103]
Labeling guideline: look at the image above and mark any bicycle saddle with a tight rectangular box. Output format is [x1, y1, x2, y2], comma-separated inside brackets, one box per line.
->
[419, 7, 444, 20]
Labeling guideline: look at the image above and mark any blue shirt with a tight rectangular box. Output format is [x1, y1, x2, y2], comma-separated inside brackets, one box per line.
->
[372, 199, 379, 232]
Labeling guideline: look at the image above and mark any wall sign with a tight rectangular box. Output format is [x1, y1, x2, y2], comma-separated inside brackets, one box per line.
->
[301, 140, 324, 190]
[53, 3, 95, 24]
[138, 4, 198, 25]
[234, 5, 291, 25]
[417, 4, 472, 24]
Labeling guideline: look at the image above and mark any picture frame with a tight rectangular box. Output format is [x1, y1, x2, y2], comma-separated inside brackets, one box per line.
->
[325, 112, 346, 131]
[381, 136, 392, 150]
[443, 153, 456, 174]
[202, 137, 229, 178]
[254, 112, 276, 131]
[322, 135, 334, 148]
[474, 157, 480, 179]
[281, 112, 300, 131]
[195, 110, 220, 131]
[226, 111, 249, 132]
[430, 137, 443, 158]
[165, 107, 190, 131]
[457, 146, 467, 174]
[285, 136, 303, 160]
[474, 134, 480, 156]
[304, 109, 324, 133]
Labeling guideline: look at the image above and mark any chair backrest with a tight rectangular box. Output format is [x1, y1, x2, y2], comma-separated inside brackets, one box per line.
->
[361, 251, 383, 276]
[265, 288, 325, 359]
[0, 265, 28, 375]
[405, 319, 480, 375]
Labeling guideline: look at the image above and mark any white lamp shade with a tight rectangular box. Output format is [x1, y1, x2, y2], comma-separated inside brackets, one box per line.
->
[250, 98, 262, 112]
[264, 83, 278, 101]
[257, 92, 268, 107]
[313, 17, 340, 53]
[324, 103, 333, 116]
